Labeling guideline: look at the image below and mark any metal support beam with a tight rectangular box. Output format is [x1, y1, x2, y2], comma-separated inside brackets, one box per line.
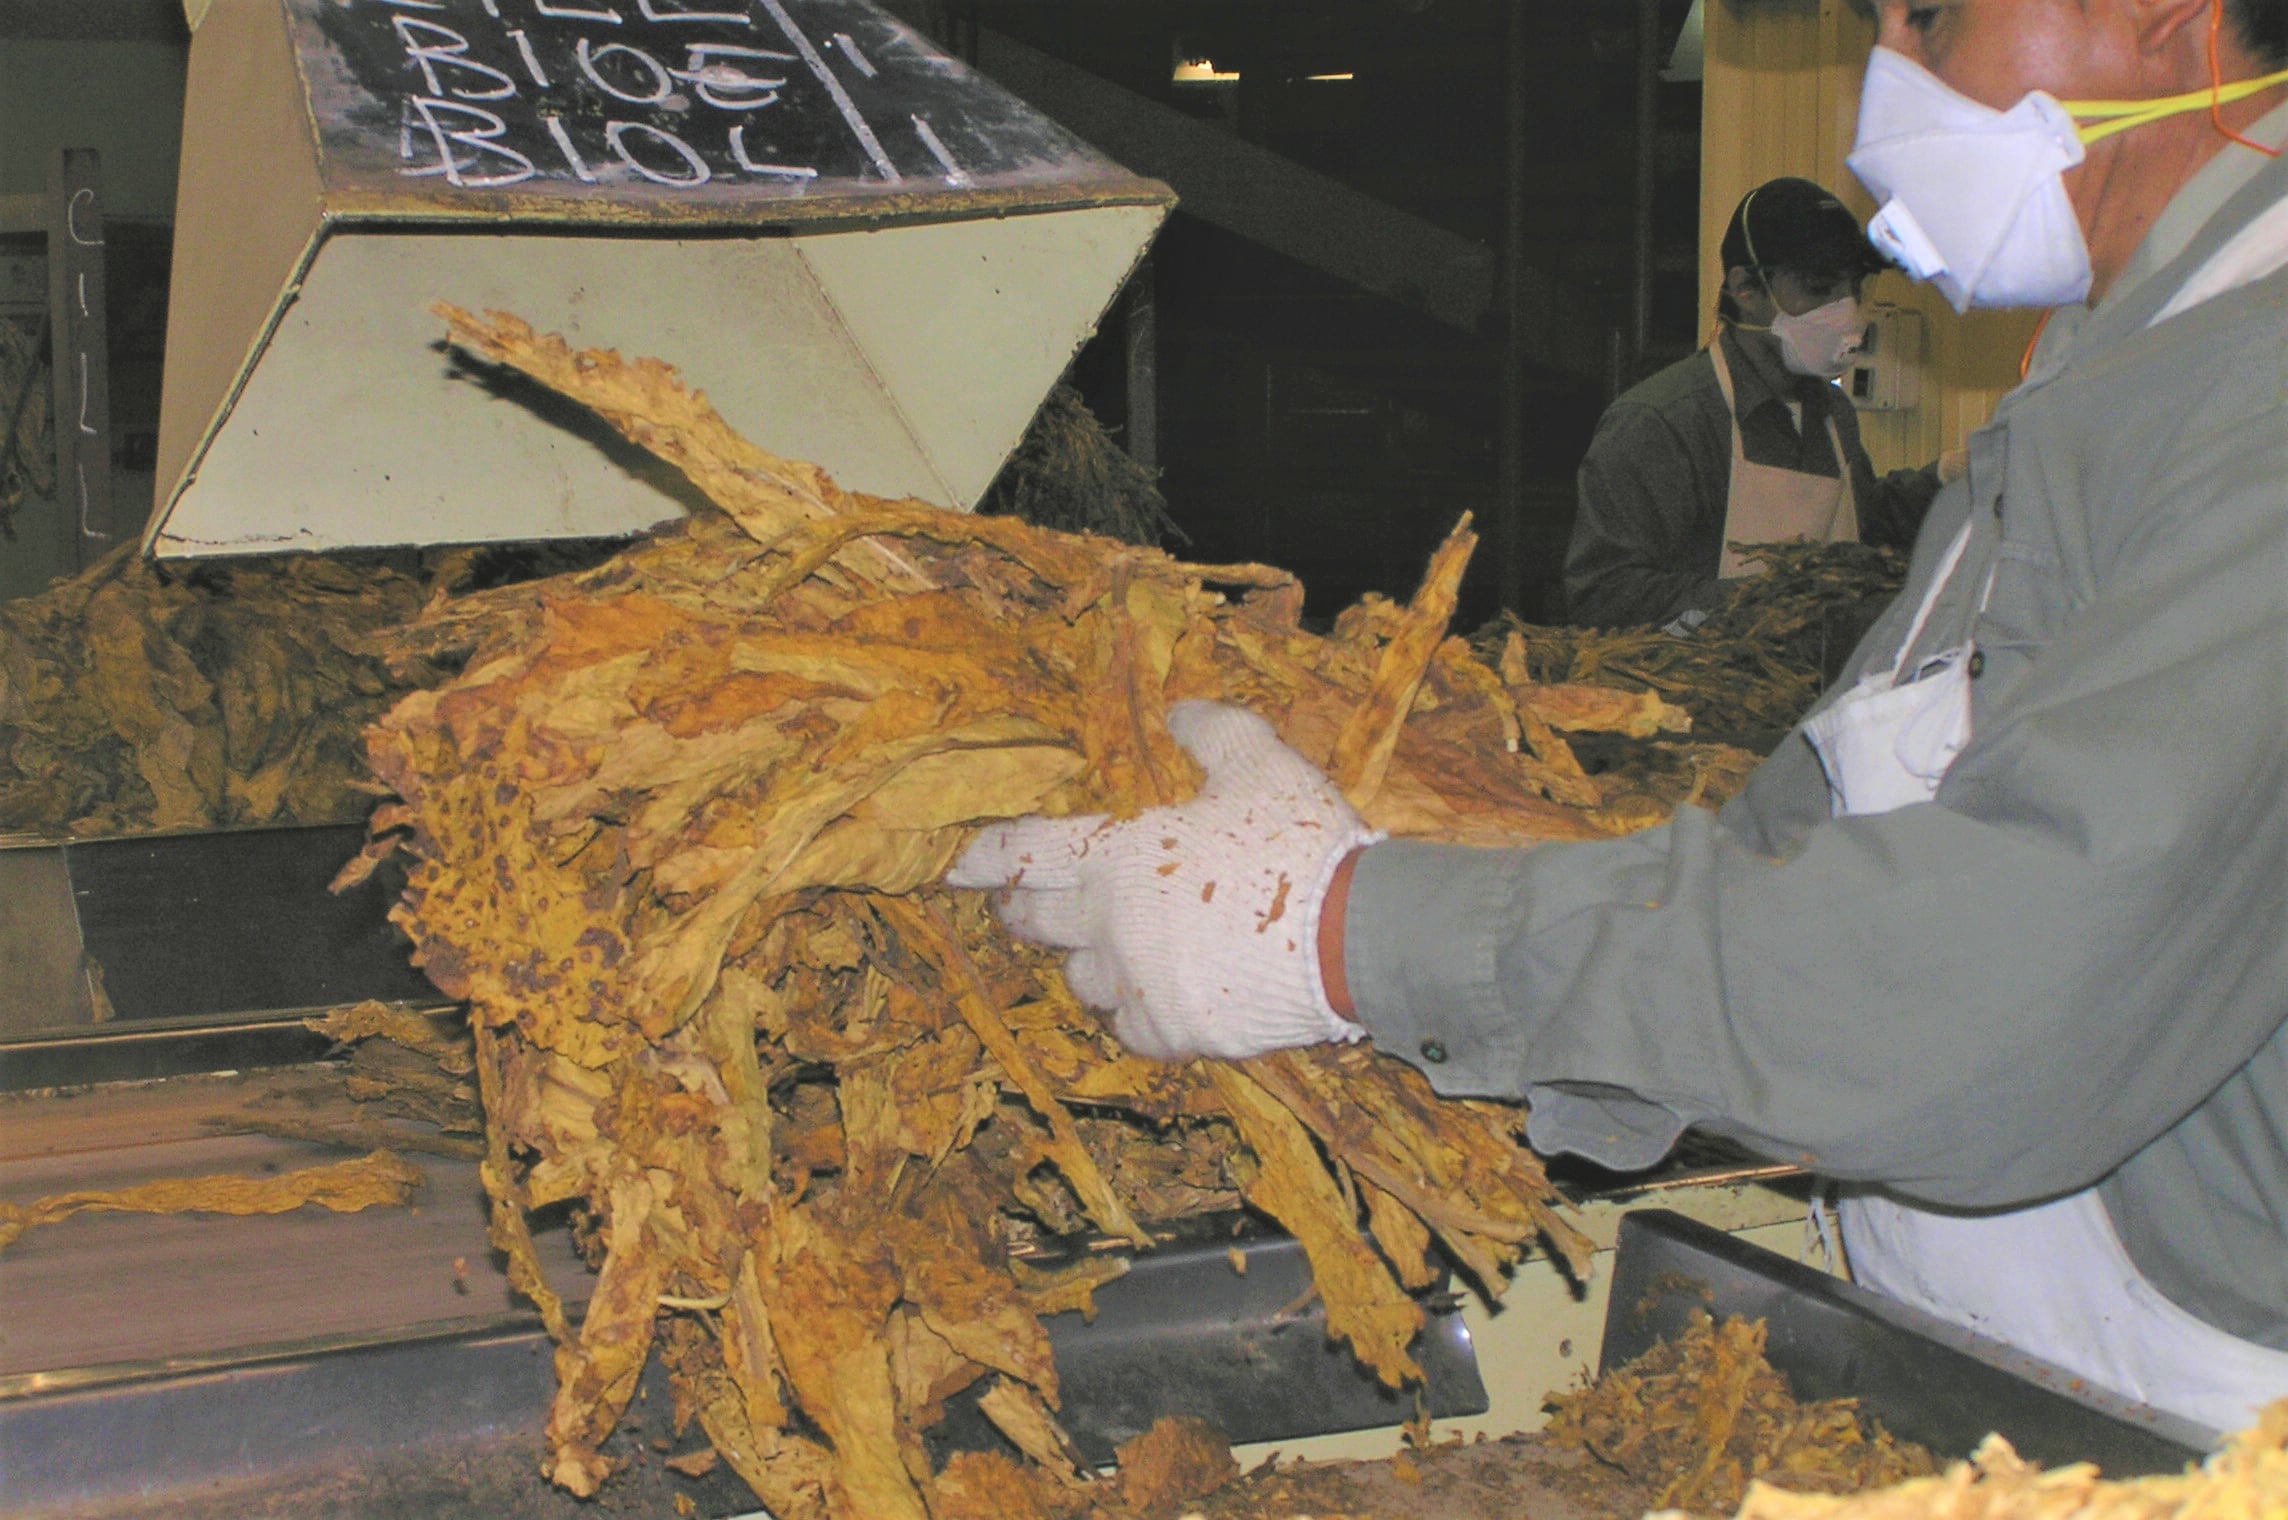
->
[969, 25, 1604, 384]
[1124, 255, 1158, 475]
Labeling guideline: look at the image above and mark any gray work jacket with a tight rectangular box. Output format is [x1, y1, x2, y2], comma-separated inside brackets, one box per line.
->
[1348, 145, 2288, 1347]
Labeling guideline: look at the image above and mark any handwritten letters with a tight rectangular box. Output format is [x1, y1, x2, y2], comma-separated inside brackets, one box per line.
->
[346, 0, 958, 192]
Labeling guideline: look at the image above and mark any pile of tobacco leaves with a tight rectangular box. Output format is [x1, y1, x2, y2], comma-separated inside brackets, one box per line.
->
[1733, 1401, 2285, 1520]
[342, 306, 1735, 1520]
[1478, 540, 1910, 743]
[1194, 1313, 1939, 1520]
[1, 312, 51, 535]
[1542, 1313, 1938, 1514]
[0, 547, 434, 837]
[976, 382, 1183, 550]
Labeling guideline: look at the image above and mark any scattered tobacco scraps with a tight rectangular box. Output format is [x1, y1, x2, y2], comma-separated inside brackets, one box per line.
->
[1544, 1312, 1939, 1514]
[349, 306, 1666, 1519]
[0, 1150, 426, 1252]
[1734, 1400, 2284, 1520]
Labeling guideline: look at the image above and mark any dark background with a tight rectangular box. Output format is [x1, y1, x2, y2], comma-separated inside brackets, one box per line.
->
[2, 0, 1705, 626]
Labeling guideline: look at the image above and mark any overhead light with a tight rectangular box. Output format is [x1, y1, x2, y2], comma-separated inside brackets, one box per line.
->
[1304, 72, 1355, 82]
[1172, 58, 1240, 84]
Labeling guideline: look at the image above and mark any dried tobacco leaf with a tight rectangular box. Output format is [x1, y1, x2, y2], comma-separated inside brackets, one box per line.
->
[358, 308, 1617, 1518]
[0, 1150, 425, 1250]
[1734, 1400, 2284, 1520]
[0, 548, 439, 838]
[1545, 1312, 1938, 1513]
[1474, 539, 1909, 753]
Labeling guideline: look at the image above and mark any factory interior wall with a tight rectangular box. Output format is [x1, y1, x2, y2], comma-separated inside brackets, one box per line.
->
[0, 39, 186, 226]
[1, 35, 187, 604]
[1698, 0, 2038, 476]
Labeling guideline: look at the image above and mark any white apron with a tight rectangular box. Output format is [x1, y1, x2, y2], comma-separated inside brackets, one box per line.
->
[1709, 341, 1860, 581]
[1802, 515, 2288, 1438]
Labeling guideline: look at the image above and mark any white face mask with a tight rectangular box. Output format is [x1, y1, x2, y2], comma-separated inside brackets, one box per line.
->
[1770, 294, 1867, 379]
[1846, 47, 2092, 313]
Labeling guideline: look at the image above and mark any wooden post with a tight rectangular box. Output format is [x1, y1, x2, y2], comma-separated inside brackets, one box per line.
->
[46, 149, 113, 571]
[1123, 255, 1157, 475]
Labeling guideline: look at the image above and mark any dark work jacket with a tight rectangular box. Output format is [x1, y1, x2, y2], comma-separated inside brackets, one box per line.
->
[1563, 327, 1942, 628]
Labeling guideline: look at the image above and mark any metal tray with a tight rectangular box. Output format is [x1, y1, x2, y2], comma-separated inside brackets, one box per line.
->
[1602, 1208, 2213, 1475]
[0, 1217, 1483, 1517]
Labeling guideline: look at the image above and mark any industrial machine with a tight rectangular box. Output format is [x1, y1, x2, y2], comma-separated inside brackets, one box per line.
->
[0, 3, 2212, 1516]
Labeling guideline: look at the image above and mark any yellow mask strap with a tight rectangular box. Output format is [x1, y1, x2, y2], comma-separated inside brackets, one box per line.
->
[2068, 68, 2288, 145]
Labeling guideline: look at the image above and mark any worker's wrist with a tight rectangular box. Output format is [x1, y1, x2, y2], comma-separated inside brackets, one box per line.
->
[1318, 845, 1367, 1023]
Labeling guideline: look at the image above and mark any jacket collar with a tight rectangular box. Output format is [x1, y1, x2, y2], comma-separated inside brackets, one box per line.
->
[1718, 325, 1825, 421]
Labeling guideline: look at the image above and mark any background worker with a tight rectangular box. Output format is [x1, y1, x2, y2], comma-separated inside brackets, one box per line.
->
[955, 0, 2288, 1436]
[1564, 177, 1954, 631]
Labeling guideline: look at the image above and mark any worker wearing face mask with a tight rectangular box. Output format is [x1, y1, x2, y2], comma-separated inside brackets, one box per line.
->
[1563, 177, 1954, 632]
[952, 0, 2288, 1438]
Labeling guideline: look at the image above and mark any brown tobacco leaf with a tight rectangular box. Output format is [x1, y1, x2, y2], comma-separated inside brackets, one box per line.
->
[307, 1000, 474, 1075]
[0, 546, 438, 839]
[365, 310, 1652, 1517]
[1114, 1416, 1241, 1519]
[0, 1150, 424, 1251]
[1734, 1400, 2287, 1520]
[1546, 1314, 1938, 1514]
[1209, 1065, 1426, 1388]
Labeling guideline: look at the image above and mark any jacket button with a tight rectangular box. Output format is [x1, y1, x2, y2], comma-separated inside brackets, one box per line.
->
[1419, 1039, 1448, 1064]
[1968, 650, 1986, 679]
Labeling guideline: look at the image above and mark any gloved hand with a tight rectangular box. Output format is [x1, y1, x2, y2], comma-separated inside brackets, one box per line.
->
[946, 701, 1380, 1062]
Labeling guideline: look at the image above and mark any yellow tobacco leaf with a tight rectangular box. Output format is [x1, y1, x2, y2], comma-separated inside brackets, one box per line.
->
[545, 1171, 669, 1496]
[1328, 516, 1477, 810]
[0, 1150, 424, 1251]
[1520, 681, 1694, 738]
[976, 1377, 1090, 1487]
[1362, 1179, 1439, 1292]
[889, 1191, 1059, 1405]
[762, 1202, 929, 1520]
[1208, 1065, 1425, 1388]
[890, 899, 1152, 1248]
[306, 1000, 473, 1074]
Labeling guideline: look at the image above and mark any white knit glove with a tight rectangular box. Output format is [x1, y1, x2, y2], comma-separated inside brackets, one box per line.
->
[946, 701, 1381, 1062]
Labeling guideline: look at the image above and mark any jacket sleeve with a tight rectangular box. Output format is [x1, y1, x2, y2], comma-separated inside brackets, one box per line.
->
[1347, 381, 2287, 1212]
[1835, 398, 1943, 551]
[1859, 462, 1943, 550]
[1564, 403, 1723, 628]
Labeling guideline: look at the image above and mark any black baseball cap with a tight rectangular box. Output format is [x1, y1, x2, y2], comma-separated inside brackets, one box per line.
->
[1720, 177, 1889, 283]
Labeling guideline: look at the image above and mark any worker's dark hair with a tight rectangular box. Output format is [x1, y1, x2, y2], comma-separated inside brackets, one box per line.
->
[2225, 0, 2287, 67]
[1714, 178, 1883, 325]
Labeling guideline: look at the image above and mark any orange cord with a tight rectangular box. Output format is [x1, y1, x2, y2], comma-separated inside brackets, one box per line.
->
[2019, 310, 2054, 381]
[2211, 0, 2283, 157]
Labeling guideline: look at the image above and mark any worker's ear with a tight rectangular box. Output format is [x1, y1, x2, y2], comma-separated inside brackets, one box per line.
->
[2125, 0, 2217, 60]
[1722, 265, 1757, 302]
